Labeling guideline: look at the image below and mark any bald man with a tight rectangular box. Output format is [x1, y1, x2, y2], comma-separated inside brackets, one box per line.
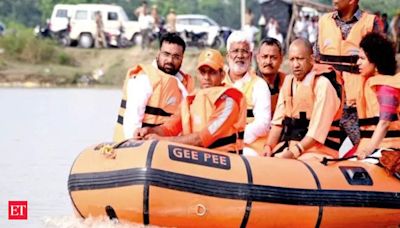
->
[264, 39, 344, 160]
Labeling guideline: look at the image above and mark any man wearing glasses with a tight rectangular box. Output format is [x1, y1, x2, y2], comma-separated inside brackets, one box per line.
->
[134, 49, 246, 154]
[223, 31, 271, 156]
[113, 33, 194, 141]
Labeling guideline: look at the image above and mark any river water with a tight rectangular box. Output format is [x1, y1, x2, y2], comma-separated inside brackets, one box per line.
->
[0, 88, 130, 227]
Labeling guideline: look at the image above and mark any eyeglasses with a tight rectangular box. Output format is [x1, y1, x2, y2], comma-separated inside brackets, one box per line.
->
[229, 48, 250, 57]
[160, 51, 182, 61]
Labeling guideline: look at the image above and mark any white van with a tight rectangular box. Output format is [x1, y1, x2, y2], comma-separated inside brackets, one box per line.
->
[69, 4, 140, 48]
[50, 4, 76, 32]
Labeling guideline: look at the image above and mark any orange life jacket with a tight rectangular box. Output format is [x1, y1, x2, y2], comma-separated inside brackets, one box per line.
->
[181, 86, 246, 154]
[273, 65, 344, 158]
[358, 74, 400, 150]
[266, 71, 286, 115]
[180, 70, 195, 94]
[318, 11, 375, 106]
[224, 71, 269, 153]
[113, 64, 183, 141]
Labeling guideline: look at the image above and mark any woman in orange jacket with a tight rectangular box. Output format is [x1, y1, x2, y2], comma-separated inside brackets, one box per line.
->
[352, 32, 400, 159]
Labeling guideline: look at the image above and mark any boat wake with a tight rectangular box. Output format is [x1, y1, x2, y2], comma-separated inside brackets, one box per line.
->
[42, 215, 161, 228]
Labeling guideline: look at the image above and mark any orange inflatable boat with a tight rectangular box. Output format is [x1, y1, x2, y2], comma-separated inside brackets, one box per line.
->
[68, 140, 400, 227]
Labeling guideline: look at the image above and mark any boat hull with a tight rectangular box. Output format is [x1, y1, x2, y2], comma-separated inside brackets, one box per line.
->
[68, 140, 400, 227]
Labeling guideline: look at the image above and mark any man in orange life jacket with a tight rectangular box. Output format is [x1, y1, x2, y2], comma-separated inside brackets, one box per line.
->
[113, 33, 194, 142]
[314, 0, 381, 146]
[256, 37, 286, 115]
[224, 30, 271, 156]
[264, 39, 343, 160]
[134, 49, 247, 154]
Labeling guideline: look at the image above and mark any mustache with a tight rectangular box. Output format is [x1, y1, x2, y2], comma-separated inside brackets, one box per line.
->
[263, 64, 273, 68]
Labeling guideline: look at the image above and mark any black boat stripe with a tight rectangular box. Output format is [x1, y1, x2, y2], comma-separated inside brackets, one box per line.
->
[240, 156, 253, 228]
[146, 140, 159, 168]
[316, 205, 323, 228]
[68, 168, 400, 209]
[143, 140, 159, 225]
[298, 160, 323, 228]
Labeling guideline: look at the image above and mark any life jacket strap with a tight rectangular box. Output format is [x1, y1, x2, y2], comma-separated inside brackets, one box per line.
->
[142, 122, 162, 128]
[359, 117, 380, 126]
[361, 130, 400, 138]
[247, 109, 254, 118]
[144, 105, 172, 117]
[208, 131, 244, 149]
[281, 113, 342, 151]
[319, 54, 359, 64]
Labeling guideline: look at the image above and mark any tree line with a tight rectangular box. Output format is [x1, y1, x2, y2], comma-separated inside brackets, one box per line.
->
[0, 0, 398, 28]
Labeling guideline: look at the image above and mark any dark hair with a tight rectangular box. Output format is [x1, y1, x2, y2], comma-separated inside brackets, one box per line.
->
[159, 33, 186, 52]
[259, 37, 283, 54]
[360, 32, 397, 75]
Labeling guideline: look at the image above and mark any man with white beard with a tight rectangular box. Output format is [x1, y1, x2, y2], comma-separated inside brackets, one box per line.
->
[223, 30, 271, 156]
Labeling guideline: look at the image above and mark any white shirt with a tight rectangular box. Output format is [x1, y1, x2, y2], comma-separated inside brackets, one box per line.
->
[123, 63, 188, 139]
[307, 22, 318, 44]
[267, 27, 284, 46]
[138, 14, 154, 30]
[229, 72, 271, 144]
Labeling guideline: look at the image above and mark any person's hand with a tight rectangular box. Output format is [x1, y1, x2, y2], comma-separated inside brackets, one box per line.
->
[262, 144, 273, 157]
[354, 147, 373, 160]
[133, 127, 150, 140]
[274, 147, 296, 159]
[144, 133, 162, 140]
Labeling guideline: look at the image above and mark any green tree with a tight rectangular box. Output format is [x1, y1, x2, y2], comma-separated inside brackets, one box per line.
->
[0, 0, 41, 27]
[360, 0, 400, 17]
[314, 0, 400, 17]
[198, 0, 241, 29]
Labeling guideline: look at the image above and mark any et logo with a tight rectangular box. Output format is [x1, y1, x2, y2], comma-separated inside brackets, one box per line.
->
[8, 201, 28, 220]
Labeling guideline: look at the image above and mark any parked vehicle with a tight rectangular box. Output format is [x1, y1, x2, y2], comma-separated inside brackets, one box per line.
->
[49, 4, 76, 33]
[104, 27, 131, 48]
[68, 4, 140, 48]
[34, 19, 71, 46]
[182, 30, 208, 48]
[175, 14, 227, 49]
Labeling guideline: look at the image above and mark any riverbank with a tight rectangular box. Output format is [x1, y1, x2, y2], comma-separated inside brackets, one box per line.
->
[1, 45, 399, 88]
[0, 46, 201, 88]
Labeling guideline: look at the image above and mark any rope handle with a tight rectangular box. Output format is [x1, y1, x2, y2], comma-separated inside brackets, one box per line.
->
[321, 156, 356, 165]
[320, 155, 380, 166]
[95, 139, 131, 159]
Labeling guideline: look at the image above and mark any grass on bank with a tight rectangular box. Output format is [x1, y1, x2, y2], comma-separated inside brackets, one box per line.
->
[0, 22, 74, 65]
[0, 22, 223, 87]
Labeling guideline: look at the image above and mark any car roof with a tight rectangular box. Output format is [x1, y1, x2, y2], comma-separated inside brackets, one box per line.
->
[176, 14, 210, 19]
[75, 4, 123, 10]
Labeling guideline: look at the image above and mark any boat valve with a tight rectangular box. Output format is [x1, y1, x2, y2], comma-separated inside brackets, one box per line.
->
[195, 204, 207, 216]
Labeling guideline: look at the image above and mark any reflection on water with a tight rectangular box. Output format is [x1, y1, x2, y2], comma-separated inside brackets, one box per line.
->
[0, 88, 123, 227]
